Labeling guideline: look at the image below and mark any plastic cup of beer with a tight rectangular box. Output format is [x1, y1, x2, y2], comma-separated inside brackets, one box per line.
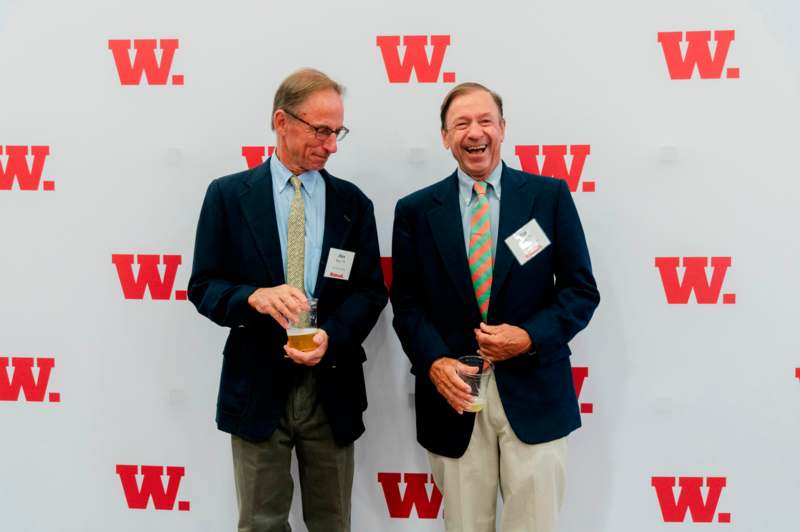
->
[287, 298, 318, 352]
[457, 356, 493, 412]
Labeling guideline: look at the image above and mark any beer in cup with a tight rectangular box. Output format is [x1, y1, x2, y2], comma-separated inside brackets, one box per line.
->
[287, 298, 318, 352]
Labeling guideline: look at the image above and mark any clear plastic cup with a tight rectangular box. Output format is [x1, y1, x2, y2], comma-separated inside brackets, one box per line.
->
[287, 298, 318, 352]
[457, 356, 494, 412]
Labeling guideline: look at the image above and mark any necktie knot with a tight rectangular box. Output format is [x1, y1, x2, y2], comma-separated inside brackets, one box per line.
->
[473, 181, 488, 196]
[290, 175, 302, 192]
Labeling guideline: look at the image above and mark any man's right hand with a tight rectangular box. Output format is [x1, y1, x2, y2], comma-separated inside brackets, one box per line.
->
[429, 358, 476, 415]
[247, 285, 308, 328]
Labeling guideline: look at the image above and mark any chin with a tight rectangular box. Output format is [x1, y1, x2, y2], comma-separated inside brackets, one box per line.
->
[466, 166, 489, 178]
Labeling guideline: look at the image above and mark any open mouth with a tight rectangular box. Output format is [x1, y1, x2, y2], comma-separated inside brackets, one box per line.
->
[465, 144, 487, 154]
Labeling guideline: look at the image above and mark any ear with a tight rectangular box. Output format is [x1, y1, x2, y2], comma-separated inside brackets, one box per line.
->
[498, 118, 506, 143]
[441, 128, 450, 150]
[273, 110, 288, 135]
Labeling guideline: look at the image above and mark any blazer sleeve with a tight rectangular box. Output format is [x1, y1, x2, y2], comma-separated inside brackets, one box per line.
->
[188, 179, 259, 329]
[520, 179, 600, 364]
[390, 197, 450, 376]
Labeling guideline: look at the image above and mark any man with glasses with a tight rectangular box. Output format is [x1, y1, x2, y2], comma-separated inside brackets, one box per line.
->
[189, 68, 387, 532]
[391, 82, 599, 531]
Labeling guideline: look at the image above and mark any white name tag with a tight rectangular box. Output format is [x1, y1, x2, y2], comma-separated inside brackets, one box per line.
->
[504, 218, 550, 265]
[323, 248, 355, 280]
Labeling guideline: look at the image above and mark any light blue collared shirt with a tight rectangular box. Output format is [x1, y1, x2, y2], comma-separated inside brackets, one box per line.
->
[457, 163, 502, 259]
[270, 155, 326, 298]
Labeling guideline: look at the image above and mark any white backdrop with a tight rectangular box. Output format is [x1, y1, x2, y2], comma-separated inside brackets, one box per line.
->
[2, 0, 800, 530]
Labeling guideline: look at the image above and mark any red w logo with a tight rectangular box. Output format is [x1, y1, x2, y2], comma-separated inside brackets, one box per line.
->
[514, 145, 595, 192]
[377, 472, 442, 519]
[651, 476, 730, 523]
[381, 257, 393, 291]
[116, 465, 190, 511]
[571, 366, 593, 414]
[112, 254, 187, 300]
[0, 146, 55, 191]
[658, 30, 739, 80]
[655, 257, 735, 304]
[241, 145, 275, 169]
[108, 39, 184, 86]
[376, 35, 456, 83]
[0, 357, 60, 402]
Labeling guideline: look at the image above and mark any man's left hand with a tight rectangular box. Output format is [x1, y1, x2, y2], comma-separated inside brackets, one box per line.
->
[284, 329, 329, 366]
[474, 323, 532, 363]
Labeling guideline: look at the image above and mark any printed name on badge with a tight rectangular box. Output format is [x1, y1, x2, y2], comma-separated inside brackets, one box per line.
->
[323, 248, 355, 280]
[504, 219, 550, 266]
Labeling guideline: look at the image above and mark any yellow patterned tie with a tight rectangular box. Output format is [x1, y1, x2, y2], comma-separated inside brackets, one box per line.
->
[286, 175, 305, 292]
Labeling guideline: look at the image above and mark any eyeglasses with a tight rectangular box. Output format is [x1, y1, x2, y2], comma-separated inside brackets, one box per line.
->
[283, 108, 350, 141]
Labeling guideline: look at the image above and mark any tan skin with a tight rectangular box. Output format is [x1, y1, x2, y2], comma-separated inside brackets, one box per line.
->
[429, 89, 534, 413]
[246, 88, 345, 366]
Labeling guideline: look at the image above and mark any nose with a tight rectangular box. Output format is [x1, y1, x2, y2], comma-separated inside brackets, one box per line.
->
[466, 120, 483, 139]
[323, 132, 338, 154]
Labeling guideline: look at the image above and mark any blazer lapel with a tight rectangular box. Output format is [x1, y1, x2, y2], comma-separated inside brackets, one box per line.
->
[427, 173, 482, 321]
[313, 171, 353, 299]
[238, 160, 285, 285]
[490, 164, 535, 312]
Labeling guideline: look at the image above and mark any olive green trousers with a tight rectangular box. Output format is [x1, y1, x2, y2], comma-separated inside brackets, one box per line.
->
[231, 368, 354, 532]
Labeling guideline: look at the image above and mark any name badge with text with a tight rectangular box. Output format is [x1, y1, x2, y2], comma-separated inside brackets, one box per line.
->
[323, 248, 355, 280]
[504, 219, 550, 265]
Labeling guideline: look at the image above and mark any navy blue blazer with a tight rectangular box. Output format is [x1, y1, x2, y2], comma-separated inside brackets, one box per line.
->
[188, 160, 387, 445]
[391, 163, 599, 458]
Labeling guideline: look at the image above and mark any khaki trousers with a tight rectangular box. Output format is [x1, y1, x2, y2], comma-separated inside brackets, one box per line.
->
[231, 368, 354, 532]
[428, 373, 567, 532]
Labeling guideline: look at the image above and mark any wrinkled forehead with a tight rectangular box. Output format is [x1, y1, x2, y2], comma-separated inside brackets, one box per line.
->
[446, 90, 502, 122]
[296, 89, 344, 125]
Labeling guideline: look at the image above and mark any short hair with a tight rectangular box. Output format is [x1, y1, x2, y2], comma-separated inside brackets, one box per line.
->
[439, 82, 504, 131]
[271, 68, 344, 130]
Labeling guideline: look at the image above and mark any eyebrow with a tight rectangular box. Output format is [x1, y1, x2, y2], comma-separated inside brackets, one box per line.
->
[452, 113, 495, 124]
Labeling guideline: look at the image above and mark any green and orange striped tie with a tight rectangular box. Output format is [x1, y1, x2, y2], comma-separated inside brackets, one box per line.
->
[468, 181, 493, 321]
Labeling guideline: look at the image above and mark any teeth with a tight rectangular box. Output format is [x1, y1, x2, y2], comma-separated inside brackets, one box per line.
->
[466, 145, 487, 152]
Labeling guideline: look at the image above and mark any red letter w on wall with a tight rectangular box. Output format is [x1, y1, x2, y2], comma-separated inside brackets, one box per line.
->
[0, 357, 60, 402]
[651, 476, 730, 523]
[658, 30, 739, 80]
[0, 146, 55, 191]
[112, 254, 187, 300]
[514, 145, 595, 192]
[655, 257, 736, 304]
[108, 39, 184, 85]
[117, 465, 190, 511]
[376, 35, 456, 83]
[378, 472, 442, 518]
[241, 146, 275, 169]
